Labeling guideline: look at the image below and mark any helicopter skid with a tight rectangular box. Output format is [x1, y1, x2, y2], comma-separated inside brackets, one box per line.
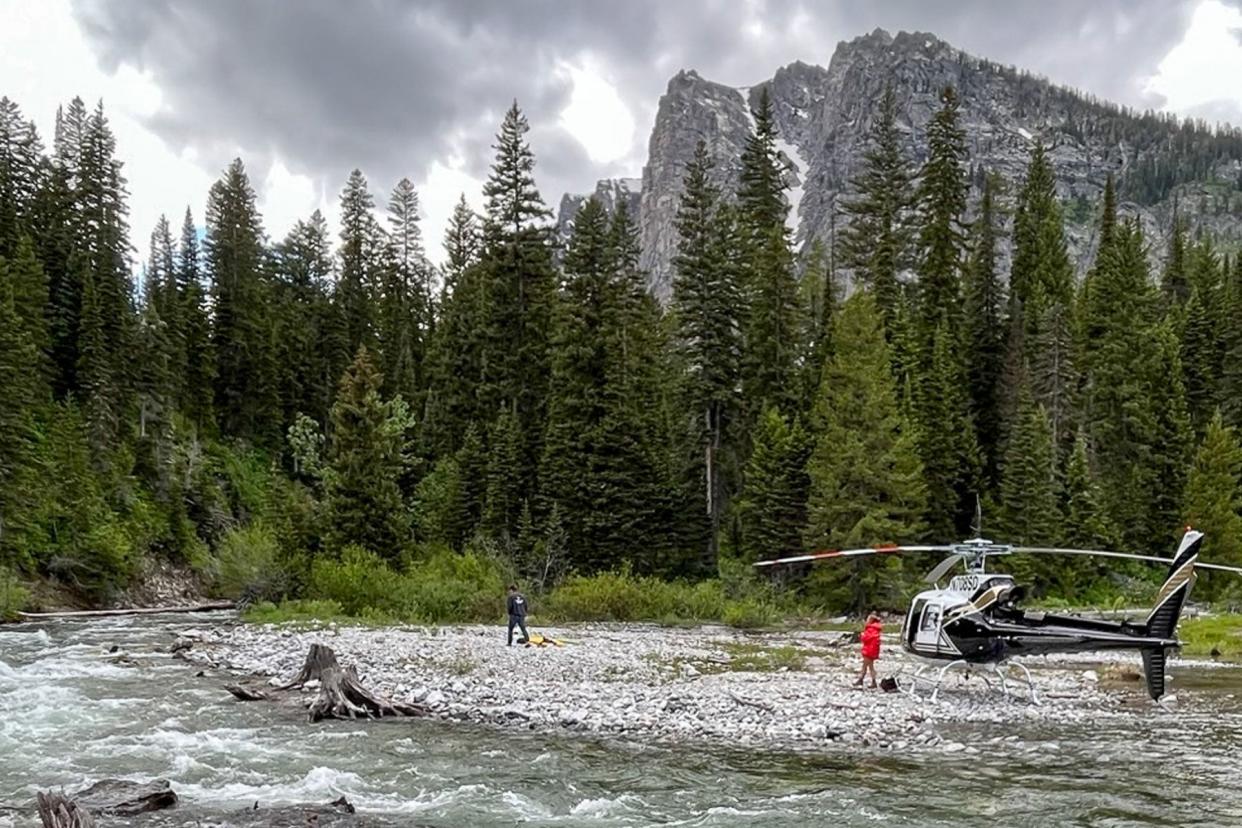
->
[908, 658, 1040, 705]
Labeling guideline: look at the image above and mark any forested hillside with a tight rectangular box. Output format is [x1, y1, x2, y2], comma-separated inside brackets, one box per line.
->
[1, 84, 1241, 621]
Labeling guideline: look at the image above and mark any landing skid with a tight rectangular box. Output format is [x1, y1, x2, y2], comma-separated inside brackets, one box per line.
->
[908, 659, 1040, 705]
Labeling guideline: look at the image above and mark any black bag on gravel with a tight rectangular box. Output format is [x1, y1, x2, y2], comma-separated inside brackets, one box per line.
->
[880, 676, 898, 693]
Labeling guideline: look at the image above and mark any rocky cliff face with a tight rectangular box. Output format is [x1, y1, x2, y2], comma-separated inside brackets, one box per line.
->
[561, 28, 1242, 299]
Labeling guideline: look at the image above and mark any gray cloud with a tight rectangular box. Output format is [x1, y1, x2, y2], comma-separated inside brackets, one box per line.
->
[70, 0, 1202, 236]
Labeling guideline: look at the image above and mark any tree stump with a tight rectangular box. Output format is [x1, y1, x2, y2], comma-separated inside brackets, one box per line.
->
[279, 644, 427, 722]
[36, 793, 95, 828]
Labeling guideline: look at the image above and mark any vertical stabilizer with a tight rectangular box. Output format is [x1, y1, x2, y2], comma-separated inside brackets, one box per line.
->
[1142, 529, 1202, 699]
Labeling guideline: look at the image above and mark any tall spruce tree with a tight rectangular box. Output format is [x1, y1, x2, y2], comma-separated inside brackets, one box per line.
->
[1010, 141, 1056, 306]
[962, 173, 1007, 485]
[324, 346, 409, 559]
[273, 211, 335, 428]
[804, 290, 926, 612]
[796, 240, 836, 412]
[914, 86, 969, 332]
[337, 169, 383, 360]
[737, 408, 810, 563]
[671, 141, 743, 574]
[1062, 430, 1115, 550]
[915, 321, 980, 538]
[996, 381, 1060, 552]
[1181, 411, 1242, 599]
[839, 86, 912, 333]
[0, 97, 43, 260]
[479, 102, 556, 491]
[442, 194, 480, 289]
[380, 177, 429, 404]
[206, 159, 276, 443]
[176, 207, 213, 428]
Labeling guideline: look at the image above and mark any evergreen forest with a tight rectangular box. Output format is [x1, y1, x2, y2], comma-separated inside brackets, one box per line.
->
[2, 86, 1241, 623]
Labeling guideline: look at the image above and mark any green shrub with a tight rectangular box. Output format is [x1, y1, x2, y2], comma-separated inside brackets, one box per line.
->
[243, 599, 346, 624]
[722, 597, 779, 629]
[211, 523, 293, 602]
[309, 546, 405, 615]
[402, 546, 508, 622]
[0, 566, 29, 620]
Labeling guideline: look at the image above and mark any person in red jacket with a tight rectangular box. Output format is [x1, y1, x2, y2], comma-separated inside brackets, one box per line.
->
[854, 613, 882, 689]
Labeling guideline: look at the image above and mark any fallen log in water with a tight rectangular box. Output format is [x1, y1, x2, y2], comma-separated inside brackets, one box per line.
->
[17, 602, 234, 620]
[278, 643, 428, 722]
[226, 684, 269, 701]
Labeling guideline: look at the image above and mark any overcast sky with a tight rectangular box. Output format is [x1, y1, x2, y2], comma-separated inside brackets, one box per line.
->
[4, 0, 1242, 262]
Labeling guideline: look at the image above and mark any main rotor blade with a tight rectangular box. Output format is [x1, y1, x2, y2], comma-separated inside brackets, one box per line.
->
[752, 545, 953, 568]
[1012, 546, 1242, 576]
[925, 553, 963, 584]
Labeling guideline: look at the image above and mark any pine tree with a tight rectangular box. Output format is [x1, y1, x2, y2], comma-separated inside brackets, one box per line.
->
[0, 260, 43, 545]
[206, 159, 275, 443]
[1223, 254, 1242, 428]
[338, 169, 382, 358]
[76, 102, 133, 412]
[962, 173, 1006, 485]
[324, 346, 409, 559]
[996, 383, 1060, 549]
[1010, 141, 1057, 306]
[797, 239, 836, 411]
[839, 86, 912, 333]
[1181, 287, 1220, 431]
[442, 194, 480, 289]
[478, 102, 556, 490]
[736, 87, 788, 242]
[915, 321, 980, 538]
[176, 207, 213, 428]
[0, 97, 43, 260]
[2, 235, 50, 380]
[671, 142, 743, 574]
[1181, 411, 1242, 599]
[737, 408, 810, 562]
[145, 215, 183, 403]
[804, 290, 926, 611]
[273, 210, 335, 428]
[1161, 214, 1189, 306]
[482, 405, 523, 544]
[1062, 430, 1114, 549]
[379, 177, 429, 404]
[540, 197, 612, 567]
[914, 86, 969, 332]
[742, 224, 801, 416]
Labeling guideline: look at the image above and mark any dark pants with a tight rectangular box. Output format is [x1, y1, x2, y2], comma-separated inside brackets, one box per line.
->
[508, 615, 529, 645]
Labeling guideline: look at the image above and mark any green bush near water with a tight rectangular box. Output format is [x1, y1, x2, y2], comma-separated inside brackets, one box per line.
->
[0, 566, 29, 620]
[246, 555, 792, 629]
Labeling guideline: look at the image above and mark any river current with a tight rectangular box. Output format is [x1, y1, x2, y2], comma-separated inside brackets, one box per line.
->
[2, 613, 1242, 827]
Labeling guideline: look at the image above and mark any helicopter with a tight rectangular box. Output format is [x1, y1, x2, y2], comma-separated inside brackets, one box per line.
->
[753, 528, 1242, 704]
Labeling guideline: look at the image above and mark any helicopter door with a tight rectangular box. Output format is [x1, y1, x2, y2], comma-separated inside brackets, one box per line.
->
[915, 601, 943, 650]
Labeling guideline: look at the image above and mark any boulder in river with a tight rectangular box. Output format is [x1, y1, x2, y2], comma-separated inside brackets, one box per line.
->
[71, 779, 177, 816]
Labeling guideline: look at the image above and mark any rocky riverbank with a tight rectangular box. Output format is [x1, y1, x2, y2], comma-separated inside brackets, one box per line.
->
[180, 621, 1235, 755]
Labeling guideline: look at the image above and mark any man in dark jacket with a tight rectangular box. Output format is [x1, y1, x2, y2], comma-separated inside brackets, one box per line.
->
[506, 584, 529, 646]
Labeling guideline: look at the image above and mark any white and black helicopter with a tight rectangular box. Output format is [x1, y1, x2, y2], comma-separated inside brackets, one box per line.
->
[754, 528, 1242, 703]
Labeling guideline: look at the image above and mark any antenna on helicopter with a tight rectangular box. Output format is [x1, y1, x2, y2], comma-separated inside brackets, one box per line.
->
[971, 495, 983, 538]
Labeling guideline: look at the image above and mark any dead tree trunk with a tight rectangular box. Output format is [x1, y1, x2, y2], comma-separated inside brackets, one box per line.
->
[279, 644, 426, 722]
[36, 793, 95, 828]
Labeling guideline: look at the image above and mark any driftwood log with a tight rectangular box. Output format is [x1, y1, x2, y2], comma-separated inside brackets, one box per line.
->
[18, 602, 234, 620]
[278, 644, 427, 722]
[36, 793, 94, 828]
[226, 684, 269, 701]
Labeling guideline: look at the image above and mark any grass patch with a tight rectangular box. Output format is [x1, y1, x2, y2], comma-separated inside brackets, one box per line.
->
[719, 641, 810, 672]
[1179, 614, 1242, 657]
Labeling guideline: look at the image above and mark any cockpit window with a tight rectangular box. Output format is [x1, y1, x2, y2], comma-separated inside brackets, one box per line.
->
[920, 604, 941, 632]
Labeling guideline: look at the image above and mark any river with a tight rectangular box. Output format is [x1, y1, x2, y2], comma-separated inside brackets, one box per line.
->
[2, 613, 1242, 827]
